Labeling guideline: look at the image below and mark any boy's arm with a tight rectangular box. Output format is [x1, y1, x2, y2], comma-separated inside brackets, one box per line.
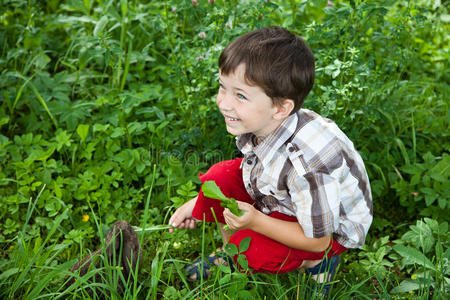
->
[223, 201, 331, 253]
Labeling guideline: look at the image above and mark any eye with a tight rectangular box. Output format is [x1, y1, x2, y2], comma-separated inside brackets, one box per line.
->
[237, 93, 247, 100]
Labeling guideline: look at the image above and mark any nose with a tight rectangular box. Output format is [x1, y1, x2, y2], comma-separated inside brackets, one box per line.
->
[217, 90, 233, 111]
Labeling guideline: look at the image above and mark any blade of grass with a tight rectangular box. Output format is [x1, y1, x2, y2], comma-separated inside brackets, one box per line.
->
[132, 225, 172, 232]
[411, 113, 416, 164]
[26, 261, 75, 299]
[140, 164, 156, 246]
[120, 39, 132, 92]
[22, 184, 46, 238]
[149, 241, 169, 300]
[10, 73, 57, 128]
[11, 74, 34, 114]
[395, 138, 410, 166]
[29, 82, 58, 128]
[10, 209, 69, 298]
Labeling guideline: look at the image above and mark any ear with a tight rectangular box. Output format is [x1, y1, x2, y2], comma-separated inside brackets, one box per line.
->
[273, 99, 295, 120]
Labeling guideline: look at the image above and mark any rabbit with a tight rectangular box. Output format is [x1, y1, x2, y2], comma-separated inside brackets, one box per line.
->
[65, 220, 142, 298]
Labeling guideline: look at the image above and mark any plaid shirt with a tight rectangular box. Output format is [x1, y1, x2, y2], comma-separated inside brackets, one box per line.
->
[236, 109, 373, 248]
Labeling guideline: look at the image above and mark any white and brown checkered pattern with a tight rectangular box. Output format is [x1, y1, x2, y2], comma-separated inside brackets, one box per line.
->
[236, 109, 373, 249]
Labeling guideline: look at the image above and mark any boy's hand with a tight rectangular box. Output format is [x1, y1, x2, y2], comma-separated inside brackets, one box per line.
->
[168, 196, 198, 233]
[223, 201, 259, 231]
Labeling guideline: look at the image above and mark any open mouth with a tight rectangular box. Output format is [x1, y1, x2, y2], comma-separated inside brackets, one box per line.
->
[225, 117, 240, 121]
[222, 113, 240, 122]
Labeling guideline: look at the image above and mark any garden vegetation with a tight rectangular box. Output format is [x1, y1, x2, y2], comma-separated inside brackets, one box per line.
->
[0, 0, 448, 298]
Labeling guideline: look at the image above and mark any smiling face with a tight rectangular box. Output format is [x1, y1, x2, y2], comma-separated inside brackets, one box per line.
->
[216, 64, 290, 139]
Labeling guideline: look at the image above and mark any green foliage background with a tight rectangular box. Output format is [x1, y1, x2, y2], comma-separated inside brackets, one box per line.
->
[0, 0, 448, 298]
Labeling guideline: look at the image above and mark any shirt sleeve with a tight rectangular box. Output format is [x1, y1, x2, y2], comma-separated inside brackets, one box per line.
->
[289, 170, 341, 239]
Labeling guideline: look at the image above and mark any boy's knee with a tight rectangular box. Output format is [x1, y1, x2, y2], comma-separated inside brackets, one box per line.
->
[228, 229, 270, 271]
[229, 229, 303, 273]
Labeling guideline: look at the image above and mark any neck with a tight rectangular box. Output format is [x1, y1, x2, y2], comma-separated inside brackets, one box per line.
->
[255, 135, 266, 145]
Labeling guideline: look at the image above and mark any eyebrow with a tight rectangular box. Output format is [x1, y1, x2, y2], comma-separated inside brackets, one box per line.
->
[219, 78, 249, 94]
[235, 87, 248, 94]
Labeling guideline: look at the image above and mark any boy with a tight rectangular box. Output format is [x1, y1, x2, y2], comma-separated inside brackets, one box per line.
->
[169, 26, 373, 295]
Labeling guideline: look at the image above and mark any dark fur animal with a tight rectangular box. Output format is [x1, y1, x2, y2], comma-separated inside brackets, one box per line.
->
[65, 220, 142, 297]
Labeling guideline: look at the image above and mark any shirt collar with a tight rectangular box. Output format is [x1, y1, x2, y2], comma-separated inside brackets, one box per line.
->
[236, 112, 299, 166]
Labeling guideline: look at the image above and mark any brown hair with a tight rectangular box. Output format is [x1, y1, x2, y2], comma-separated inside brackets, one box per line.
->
[219, 26, 315, 113]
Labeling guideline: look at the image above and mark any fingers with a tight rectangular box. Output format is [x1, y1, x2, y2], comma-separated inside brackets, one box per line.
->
[169, 209, 183, 227]
[169, 202, 189, 226]
[223, 208, 236, 230]
[169, 196, 199, 233]
[168, 218, 187, 233]
[169, 196, 197, 231]
[187, 218, 197, 229]
[224, 207, 253, 231]
[169, 218, 197, 233]
[236, 200, 252, 211]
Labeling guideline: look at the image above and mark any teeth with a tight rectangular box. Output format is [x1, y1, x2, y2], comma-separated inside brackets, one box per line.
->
[227, 117, 239, 121]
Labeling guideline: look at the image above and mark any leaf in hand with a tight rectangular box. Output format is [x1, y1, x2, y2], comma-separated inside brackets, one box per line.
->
[201, 181, 244, 216]
[202, 181, 229, 201]
[225, 197, 243, 217]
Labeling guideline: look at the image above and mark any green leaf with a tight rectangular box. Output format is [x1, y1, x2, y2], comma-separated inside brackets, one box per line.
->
[236, 290, 253, 300]
[202, 181, 229, 201]
[239, 236, 251, 253]
[237, 254, 249, 270]
[55, 130, 72, 151]
[225, 243, 238, 257]
[0, 117, 9, 128]
[438, 197, 447, 209]
[444, 247, 450, 262]
[423, 152, 435, 165]
[120, 0, 128, 17]
[393, 245, 435, 270]
[111, 127, 125, 138]
[401, 164, 424, 175]
[201, 181, 244, 216]
[0, 267, 19, 280]
[419, 187, 436, 195]
[219, 273, 231, 285]
[439, 222, 448, 233]
[224, 197, 243, 217]
[218, 264, 231, 274]
[34, 52, 51, 69]
[76, 124, 89, 143]
[136, 163, 145, 174]
[410, 173, 421, 185]
[94, 16, 108, 37]
[332, 69, 340, 78]
[435, 241, 443, 260]
[391, 279, 421, 293]
[424, 194, 437, 206]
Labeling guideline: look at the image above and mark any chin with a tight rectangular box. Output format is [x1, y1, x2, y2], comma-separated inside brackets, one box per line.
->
[226, 126, 243, 136]
[226, 129, 239, 136]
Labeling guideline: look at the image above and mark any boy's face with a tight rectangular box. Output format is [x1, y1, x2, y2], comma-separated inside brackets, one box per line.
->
[217, 64, 285, 139]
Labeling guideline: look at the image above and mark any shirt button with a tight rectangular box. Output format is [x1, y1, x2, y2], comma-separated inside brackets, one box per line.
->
[288, 147, 295, 152]
[247, 159, 252, 165]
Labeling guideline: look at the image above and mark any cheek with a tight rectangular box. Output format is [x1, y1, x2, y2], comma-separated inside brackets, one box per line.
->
[216, 93, 221, 106]
[216, 90, 226, 105]
[253, 106, 270, 119]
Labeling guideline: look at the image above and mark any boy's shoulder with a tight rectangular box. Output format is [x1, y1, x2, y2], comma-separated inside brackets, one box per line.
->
[290, 108, 351, 149]
[283, 109, 359, 173]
